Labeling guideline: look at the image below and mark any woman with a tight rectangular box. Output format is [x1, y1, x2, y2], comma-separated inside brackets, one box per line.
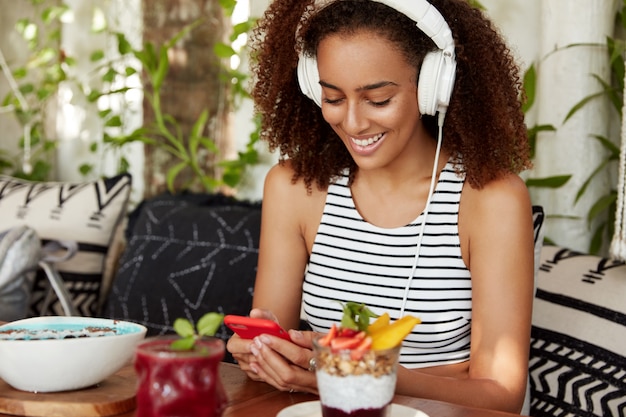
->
[226, 0, 535, 413]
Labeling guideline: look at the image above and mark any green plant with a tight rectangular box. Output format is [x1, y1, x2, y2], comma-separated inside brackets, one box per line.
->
[103, 20, 224, 192]
[102, 8, 259, 193]
[521, 63, 570, 189]
[513, 4, 626, 254]
[519, 62, 571, 248]
[171, 312, 224, 351]
[528, 5, 626, 254]
[467, 0, 485, 10]
[0, 0, 260, 194]
[213, 4, 260, 188]
[562, 27, 624, 254]
[0, 1, 70, 181]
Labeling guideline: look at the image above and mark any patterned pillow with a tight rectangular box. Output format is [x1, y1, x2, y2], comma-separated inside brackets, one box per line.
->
[103, 193, 262, 363]
[0, 174, 132, 316]
[529, 245, 626, 417]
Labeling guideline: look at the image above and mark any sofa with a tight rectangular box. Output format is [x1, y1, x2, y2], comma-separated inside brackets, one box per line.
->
[103, 194, 626, 417]
[103, 192, 263, 363]
[1, 174, 624, 417]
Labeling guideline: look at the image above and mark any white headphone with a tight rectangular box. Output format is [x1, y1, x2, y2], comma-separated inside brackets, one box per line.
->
[297, 0, 457, 118]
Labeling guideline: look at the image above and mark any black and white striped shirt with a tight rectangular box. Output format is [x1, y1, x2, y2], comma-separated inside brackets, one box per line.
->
[302, 161, 472, 368]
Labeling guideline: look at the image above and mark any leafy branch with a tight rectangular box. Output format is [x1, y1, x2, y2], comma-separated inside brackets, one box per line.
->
[521, 62, 570, 191]
[1, 0, 260, 194]
[103, 8, 260, 193]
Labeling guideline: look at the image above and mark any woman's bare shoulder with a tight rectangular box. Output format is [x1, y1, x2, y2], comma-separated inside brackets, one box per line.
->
[264, 160, 327, 202]
[262, 160, 328, 250]
[459, 173, 533, 259]
[462, 173, 531, 216]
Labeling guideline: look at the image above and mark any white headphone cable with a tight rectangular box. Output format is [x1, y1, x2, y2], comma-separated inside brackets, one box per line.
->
[399, 111, 446, 317]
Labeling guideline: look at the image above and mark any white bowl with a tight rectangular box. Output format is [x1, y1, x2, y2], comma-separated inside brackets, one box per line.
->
[0, 316, 147, 392]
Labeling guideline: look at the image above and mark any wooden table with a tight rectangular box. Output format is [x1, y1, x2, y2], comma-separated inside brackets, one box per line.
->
[0, 362, 518, 417]
[220, 363, 518, 417]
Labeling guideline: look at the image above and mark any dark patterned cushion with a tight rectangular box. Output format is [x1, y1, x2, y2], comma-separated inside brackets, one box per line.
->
[103, 193, 262, 362]
[0, 174, 132, 316]
[529, 246, 626, 417]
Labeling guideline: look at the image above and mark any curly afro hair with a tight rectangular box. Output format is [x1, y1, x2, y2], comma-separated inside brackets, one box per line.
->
[248, 0, 531, 191]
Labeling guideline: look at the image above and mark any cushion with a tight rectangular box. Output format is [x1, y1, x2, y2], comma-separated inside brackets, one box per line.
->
[103, 193, 262, 363]
[529, 245, 626, 417]
[0, 174, 132, 316]
[0, 225, 40, 321]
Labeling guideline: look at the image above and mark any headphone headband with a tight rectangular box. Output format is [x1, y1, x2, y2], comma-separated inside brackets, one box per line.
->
[297, 0, 457, 119]
[372, 0, 454, 52]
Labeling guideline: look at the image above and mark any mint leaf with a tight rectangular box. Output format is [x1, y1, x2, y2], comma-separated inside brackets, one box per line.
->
[340, 302, 378, 332]
[171, 336, 195, 351]
[197, 312, 224, 337]
[170, 313, 224, 351]
[173, 318, 195, 338]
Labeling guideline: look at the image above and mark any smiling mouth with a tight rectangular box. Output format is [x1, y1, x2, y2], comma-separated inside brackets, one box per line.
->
[350, 133, 384, 147]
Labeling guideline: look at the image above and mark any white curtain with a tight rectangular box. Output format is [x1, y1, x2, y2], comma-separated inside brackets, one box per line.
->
[610, 64, 626, 260]
[531, 0, 617, 253]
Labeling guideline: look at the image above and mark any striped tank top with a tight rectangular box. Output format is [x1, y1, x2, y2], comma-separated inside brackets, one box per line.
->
[302, 161, 472, 368]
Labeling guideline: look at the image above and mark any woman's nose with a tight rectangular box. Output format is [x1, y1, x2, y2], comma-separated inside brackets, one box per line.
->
[342, 101, 369, 133]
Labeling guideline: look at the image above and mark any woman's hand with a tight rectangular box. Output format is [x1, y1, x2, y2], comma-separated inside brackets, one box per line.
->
[248, 328, 319, 394]
[226, 309, 278, 380]
[226, 333, 263, 381]
[226, 308, 320, 392]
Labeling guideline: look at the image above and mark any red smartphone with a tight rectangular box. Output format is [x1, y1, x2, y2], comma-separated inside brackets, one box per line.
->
[224, 315, 291, 341]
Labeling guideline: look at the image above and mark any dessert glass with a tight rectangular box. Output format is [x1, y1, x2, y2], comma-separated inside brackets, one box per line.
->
[134, 336, 227, 417]
[312, 337, 401, 417]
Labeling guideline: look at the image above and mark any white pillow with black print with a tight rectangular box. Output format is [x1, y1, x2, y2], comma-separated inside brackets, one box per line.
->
[529, 245, 626, 417]
[0, 174, 132, 316]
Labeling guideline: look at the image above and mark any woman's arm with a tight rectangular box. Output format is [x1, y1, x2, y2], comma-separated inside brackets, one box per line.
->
[252, 162, 325, 329]
[396, 174, 535, 414]
[226, 161, 325, 391]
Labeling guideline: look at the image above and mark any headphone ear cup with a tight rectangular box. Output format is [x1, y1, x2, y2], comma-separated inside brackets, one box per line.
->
[297, 54, 323, 107]
[418, 49, 457, 117]
[417, 51, 442, 116]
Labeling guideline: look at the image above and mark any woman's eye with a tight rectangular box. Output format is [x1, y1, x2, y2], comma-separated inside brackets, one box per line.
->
[370, 98, 391, 107]
[321, 96, 391, 106]
[323, 97, 344, 105]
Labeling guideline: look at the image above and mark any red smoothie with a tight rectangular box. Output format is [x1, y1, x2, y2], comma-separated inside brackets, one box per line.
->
[134, 337, 227, 417]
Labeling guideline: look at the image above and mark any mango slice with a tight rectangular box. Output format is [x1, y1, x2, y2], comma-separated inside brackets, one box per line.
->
[370, 315, 421, 350]
[367, 312, 390, 334]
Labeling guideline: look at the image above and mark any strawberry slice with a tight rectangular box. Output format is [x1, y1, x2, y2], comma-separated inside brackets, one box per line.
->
[330, 336, 362, 350]
[350, 336, 372, 361]
[317, 324, 338, 347]
[337, 328, 359, 338]
[329, 331, 367, 351]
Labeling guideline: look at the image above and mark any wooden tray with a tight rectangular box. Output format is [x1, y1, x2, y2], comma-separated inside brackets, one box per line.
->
[0, 365, 136, 417]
